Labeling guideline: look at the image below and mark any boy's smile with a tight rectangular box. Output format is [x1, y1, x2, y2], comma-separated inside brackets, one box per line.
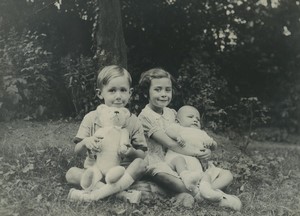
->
[99, 76, 133, 108]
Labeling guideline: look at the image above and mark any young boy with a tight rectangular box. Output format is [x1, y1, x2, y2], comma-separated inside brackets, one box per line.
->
[66, 65, 147, 201]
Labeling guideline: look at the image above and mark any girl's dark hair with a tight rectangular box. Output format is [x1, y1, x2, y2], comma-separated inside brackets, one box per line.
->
[138, 68, 177, 99]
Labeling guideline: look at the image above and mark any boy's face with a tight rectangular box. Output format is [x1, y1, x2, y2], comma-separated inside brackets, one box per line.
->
[177, 106, 201, 129]
[148, 78, 172, 113]
[98, 76, 132, 108]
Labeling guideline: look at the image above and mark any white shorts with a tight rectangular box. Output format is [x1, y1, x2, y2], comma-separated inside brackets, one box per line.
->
[165, 150, 204, 172]
[165, 150, 222, 182]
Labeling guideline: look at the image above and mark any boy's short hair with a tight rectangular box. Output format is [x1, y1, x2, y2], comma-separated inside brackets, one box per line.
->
[138, 68, 176, 98]
[97, 65, 132, 90]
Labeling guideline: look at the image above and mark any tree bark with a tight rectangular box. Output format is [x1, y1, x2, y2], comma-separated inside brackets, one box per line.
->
[96, 0, 127, 68]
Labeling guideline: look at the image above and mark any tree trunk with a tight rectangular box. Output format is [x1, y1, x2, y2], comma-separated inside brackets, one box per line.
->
[96, 0, 127, 68]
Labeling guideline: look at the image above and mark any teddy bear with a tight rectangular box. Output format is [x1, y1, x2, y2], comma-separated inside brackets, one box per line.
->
[79, 104, 131, 191]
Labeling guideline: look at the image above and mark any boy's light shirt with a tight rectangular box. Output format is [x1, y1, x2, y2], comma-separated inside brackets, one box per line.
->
[75, 107, 147, 151]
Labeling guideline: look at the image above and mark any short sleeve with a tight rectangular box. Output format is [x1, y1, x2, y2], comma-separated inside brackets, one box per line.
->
[74, 113, 93, 142]
[129, 116, 147, 151]
[138, 113, 162, 138]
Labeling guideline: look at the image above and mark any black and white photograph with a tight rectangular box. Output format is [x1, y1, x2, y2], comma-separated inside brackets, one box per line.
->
[1, 0, 299, 215]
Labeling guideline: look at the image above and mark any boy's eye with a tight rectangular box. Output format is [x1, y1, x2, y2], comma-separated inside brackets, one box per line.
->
[154, 88, 161, 92]
[121, 88, 128, 92]
[108, 89, 116, 93]
[166, 88, 172, 92]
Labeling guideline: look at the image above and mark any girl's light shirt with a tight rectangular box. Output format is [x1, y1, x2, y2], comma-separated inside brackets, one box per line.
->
[138, 104, 177, 165]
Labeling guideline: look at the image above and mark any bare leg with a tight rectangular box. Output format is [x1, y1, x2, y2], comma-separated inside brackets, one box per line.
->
[65, 167, 85, 185]
[68, 158, 147, 201]
[170, 156, 188, 174]
[125, 158, 147, 180]
[152, 172, 189, 194]
[170, 156, 203, 191]
[196, 168, 241, 211]
[211, 169, 233, 190]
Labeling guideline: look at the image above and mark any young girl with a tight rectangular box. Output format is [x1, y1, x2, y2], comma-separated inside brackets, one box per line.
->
[137, 68, 211, 194]
[138, 68, 241, 211]
[66, 65, 147, 201]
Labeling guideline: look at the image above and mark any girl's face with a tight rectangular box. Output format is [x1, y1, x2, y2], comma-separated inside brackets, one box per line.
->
[148, 77, 172, 113]
[99, 76, 132, 108]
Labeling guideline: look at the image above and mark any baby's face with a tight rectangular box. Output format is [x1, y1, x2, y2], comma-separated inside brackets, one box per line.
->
[177, 107, 201, 129]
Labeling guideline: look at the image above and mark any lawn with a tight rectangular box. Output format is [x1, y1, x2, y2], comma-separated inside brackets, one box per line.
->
[1, 120, 300, 216]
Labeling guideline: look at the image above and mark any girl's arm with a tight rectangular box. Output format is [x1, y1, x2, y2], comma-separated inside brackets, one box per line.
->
[151, 129, 184, 149]
[152, 130, 211, 159]
[165, 124, 181, 141]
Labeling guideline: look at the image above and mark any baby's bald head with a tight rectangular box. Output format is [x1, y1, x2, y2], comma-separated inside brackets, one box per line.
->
[177, 105, 201, 128]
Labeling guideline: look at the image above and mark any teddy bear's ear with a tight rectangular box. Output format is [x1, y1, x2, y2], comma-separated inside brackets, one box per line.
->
[120, 108, 130, 119]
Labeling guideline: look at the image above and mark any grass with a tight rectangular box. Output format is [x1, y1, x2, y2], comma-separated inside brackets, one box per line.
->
[0, 120, 300, 216]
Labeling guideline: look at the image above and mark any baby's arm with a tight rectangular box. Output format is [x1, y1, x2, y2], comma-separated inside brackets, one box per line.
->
[200, 130, 217, 150]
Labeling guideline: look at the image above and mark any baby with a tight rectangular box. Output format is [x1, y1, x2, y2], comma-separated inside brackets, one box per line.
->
[165, 105, 242, 211]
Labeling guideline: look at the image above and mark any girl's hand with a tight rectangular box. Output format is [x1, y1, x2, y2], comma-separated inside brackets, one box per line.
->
[194, 148, 211, 160]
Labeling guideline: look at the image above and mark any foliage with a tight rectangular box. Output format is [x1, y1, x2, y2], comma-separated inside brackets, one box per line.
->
[122, 0, 300, 132]
[0, 28, 57, 120]
[176, 54, 270, 145]
[0, 0, 299, 133]
[225, 97, 270, 150]
[61, 55, 98, 118]
[226, 97, 270, 133]
[176, 55, 230, 131]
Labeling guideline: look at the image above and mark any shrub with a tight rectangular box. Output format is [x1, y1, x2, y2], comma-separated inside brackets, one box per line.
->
[176, 54, 270, 139]
[61, 55, 98, 119]
[176, 56, 230, 131]
[226, 97, 270, 132]
[0, 28, 56, 120]
[226, 97, 270, 151]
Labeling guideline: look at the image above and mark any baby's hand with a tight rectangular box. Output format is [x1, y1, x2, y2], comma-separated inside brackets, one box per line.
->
[203, 139, 217, 150]
[176, 136, 186, 148]
[210, 140, 217, 150]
